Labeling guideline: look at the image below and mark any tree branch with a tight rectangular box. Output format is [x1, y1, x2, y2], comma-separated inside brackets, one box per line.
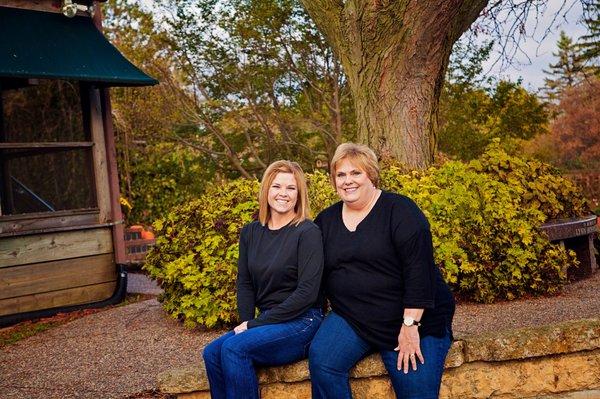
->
[169, 132, 226, 157]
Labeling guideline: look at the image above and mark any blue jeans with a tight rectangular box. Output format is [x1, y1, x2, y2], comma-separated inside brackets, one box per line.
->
[309, 312, 452, 399]
[202, 308, 323, 399]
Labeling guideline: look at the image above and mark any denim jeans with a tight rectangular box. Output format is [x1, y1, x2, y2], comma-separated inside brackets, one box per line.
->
[309, 311, 452, 399]
[202, 308, 323, 399]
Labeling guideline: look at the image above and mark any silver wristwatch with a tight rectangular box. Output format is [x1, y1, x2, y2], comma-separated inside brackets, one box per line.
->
[403, 316, 421, 327]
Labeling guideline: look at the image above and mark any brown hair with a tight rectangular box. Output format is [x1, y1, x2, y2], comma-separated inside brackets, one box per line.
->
[258, 160, 310, 226]
[329, 143, 380, 187]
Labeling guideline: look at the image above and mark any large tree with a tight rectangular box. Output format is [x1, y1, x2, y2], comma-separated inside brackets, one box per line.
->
[298, 0, 490, 168]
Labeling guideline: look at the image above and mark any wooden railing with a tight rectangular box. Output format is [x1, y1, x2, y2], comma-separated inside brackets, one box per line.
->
[124, 226, 155, 264]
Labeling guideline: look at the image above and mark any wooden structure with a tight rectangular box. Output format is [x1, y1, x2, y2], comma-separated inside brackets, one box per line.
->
[124, 226, 156, 264]
[0, 0, 157, 325]
[540, 215, 598, 280]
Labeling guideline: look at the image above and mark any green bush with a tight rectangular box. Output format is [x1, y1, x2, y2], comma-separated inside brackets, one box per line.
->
[307, 169, 338, 215]
[381, 161, 577, 303]
[144, 179, 259, 327]
[145, 144, 586, 327]
[471, 139, 589, 220]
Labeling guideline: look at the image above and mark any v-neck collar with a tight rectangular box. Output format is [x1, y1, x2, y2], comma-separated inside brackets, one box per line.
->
[339, 191, 384, 233]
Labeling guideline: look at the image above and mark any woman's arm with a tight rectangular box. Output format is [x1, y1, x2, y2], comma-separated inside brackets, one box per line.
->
[396, 227, 436, 308]
[236, 226, 256, 323]
[392, 200, 437, 371]
[395, 308, 425, 373]
[391, 198, 436, 309]
[247, 226, 324, 328]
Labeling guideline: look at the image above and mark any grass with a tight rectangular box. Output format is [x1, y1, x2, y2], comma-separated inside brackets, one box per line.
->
[0, 322, 55, 347]
[0, 293, 153, 349]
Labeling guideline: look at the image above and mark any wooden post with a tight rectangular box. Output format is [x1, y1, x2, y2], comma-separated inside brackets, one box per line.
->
[100, 89, 127, 265]
[88, 87, 112, 223]
[94, 4, 127, 265]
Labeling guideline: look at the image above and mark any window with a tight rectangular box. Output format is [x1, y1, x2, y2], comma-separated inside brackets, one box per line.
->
[0, 79, 97, 216]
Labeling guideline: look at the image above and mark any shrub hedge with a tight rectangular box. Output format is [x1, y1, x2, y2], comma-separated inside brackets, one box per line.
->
[145, 142, 588, 327]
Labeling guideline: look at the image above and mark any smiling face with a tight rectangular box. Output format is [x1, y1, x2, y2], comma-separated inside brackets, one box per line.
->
[334, 158, 375, 207]
[267, 172, 298, 218]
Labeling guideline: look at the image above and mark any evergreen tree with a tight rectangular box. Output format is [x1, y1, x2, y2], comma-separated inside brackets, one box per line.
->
[543, 31, 586, 101]
[578, 1, 600, 73]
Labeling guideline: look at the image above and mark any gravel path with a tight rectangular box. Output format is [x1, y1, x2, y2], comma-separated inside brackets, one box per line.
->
[0, 272, 598, 399]
[453, 271, 600, 337]
[0, 300, 220, 399]
[127, 272, 163, 296]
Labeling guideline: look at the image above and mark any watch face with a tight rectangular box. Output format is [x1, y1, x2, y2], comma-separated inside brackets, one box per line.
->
[404, 317, 414, 326]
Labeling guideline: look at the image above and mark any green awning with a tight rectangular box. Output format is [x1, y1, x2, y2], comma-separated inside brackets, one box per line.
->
[0, 6, 158, 87]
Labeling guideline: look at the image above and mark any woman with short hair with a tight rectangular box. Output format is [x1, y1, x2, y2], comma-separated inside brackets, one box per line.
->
[309, 143, 455, 399]
[203, 160, 324, 399]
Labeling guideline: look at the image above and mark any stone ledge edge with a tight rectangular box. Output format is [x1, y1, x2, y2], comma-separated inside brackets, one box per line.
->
[158, 318, 600, 394]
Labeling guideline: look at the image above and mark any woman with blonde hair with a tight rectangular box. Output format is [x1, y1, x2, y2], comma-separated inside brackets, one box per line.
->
[203, 160, 324, 399]
[309, 143, 455, 398]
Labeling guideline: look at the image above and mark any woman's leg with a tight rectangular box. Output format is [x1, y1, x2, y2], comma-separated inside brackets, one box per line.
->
[220, 309, 322, 399]
[380, 331, 452, 399]
[308, 312, 371, 399]
[202, 331, 235, 399]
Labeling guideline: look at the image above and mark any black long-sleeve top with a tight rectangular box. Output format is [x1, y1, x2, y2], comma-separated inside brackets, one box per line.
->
[236, 220, 324, 328]
[315, 191, 455, 350]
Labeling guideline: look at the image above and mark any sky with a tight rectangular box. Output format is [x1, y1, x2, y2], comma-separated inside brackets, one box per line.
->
[479, 1, 589, 91]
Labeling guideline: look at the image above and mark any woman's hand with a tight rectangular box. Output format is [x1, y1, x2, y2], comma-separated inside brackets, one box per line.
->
[234, 321, 248, 334]
[394, 326, 424, 373]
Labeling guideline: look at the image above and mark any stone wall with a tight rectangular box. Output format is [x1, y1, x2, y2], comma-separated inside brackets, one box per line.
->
[158, 319, 600, 398]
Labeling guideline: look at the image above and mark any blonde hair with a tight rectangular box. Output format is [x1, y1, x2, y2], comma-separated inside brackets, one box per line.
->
[329, 143, 380, 187]
[258, 160, 310, 226]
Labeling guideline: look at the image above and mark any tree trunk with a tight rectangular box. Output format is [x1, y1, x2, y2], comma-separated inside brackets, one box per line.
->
[350, 54, 446, 168]
[299, 0, 489, 169]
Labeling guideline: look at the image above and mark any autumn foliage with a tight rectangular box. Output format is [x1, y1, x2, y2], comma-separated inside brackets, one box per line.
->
[524, 78, 600, 170]
[551, 78, 600, 168]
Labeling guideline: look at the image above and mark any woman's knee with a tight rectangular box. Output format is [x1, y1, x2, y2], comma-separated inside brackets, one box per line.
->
[220, 337, 247, 363]
[203, 338, 224, 367]
[309, 319, 367, 375]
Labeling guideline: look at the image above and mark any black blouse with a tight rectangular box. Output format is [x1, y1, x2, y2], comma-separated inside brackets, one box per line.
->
[315, 191, 455, 350]
[236, 220, 324, 328]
